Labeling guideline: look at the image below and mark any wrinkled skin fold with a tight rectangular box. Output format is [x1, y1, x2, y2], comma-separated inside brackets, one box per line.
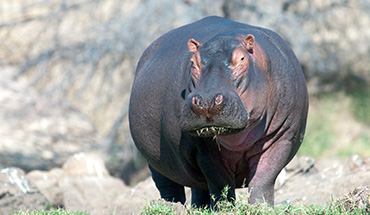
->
[129, 16, 308, 208]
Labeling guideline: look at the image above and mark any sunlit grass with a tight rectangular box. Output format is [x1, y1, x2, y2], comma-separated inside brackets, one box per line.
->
[11, 208, 89, 215]
[142, 187, 369, 215]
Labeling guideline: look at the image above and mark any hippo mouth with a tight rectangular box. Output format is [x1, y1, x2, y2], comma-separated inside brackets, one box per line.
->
[188, 125, 244, 137]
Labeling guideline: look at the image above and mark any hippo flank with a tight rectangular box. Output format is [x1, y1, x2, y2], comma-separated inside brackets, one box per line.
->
[129, 16, 308, 207]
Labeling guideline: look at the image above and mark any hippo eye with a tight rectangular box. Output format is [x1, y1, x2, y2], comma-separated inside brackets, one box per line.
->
[241, 57, 245, 61]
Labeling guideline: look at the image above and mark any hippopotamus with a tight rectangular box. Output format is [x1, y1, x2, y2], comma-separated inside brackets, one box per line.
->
[129, 16, 308, 207]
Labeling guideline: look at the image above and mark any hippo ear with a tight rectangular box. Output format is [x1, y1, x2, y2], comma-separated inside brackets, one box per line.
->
[244, 34, 255, 53]
[188, 39, 201, 53]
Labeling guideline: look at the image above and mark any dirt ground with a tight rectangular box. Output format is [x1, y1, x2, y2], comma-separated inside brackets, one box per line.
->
[273, 156, 370, 206]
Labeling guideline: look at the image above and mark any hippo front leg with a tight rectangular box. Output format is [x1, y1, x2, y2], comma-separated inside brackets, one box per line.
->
[196, 152, 236, 208]
[149, 165, 186, 204]
[191, 188, 210, 207]
[248, 140, 293, 205]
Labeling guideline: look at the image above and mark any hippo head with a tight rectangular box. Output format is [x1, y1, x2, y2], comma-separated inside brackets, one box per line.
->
[180, 32, 269, 139]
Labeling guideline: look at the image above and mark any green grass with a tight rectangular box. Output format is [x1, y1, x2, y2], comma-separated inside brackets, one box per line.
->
[142, 196, 369, 215]
[142, 186, 369, 214]
[142, 199, 369, 215]
[11, 208, 89, 215]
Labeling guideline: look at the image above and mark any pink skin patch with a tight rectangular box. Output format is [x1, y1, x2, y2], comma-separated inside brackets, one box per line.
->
[217, 127, 254, 151]
[216, 118, 265, 152]
[217, 129, 248, 146]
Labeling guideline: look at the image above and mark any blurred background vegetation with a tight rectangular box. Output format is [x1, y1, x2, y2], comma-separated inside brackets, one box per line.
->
[0, 0, 369, 185]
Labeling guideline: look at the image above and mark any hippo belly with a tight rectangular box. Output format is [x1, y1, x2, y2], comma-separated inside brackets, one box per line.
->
[129, 16, 308, 207]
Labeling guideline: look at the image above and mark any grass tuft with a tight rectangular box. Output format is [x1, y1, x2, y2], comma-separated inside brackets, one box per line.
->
[11, 208, 89, 215]
[141, 200, 185, 215]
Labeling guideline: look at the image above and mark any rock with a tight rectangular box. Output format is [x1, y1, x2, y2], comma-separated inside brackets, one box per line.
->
[59, 175, 128, 214]
[114, 177, 160, 213]
[60, 153, 128, 214]
[27, 153, 130, 214]
[0, 168, 31, 194]
[0, 78, 104, 172]
[0, 168, 48, 214]
[62, 153, 109, 177]
[26, 168, 65, 208]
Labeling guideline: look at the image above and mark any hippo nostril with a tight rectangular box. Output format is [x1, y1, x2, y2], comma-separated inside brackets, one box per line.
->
[214, 94, 223, 106]
[190, 95, 207, 116]
[192, 96, 198, 106]
[191, 95, 203, 108]
[209, 93, 225, 115]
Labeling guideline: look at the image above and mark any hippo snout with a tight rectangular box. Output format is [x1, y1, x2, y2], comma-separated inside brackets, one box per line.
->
[180, 91, 249, 137]
[190, 93, 225, 122]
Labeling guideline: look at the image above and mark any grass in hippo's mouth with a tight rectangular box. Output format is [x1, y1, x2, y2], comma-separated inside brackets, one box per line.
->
[195, 126, 232, 136]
